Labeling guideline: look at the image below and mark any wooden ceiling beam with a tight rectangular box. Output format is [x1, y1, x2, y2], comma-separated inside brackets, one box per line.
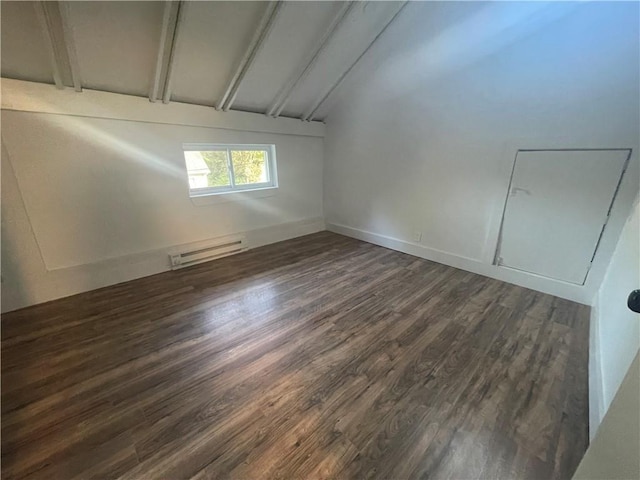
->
[266, 1, 355, 118]
[33, 2, 64, 89]
[149, 1, 177, 102]
[217, 1, 283, 112]
[302, 1, 408, 122]
[162, 1, 187, 104]
[58, 1, 82, 92]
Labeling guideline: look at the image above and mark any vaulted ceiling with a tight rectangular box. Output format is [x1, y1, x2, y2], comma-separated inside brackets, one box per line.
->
[1, 1, 406, 122]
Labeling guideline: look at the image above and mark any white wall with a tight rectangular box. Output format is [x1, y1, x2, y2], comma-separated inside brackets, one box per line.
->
[1, 86, 325, 312]
[575, 353, 639, 479]
[589, 199, 640, 436]
[323, 1, 640, 304]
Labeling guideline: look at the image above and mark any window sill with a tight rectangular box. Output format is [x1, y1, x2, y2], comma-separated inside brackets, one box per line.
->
[190, 186, 279, 206]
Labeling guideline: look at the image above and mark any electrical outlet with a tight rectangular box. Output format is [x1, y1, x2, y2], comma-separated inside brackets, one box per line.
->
[412, 230, 422, 242]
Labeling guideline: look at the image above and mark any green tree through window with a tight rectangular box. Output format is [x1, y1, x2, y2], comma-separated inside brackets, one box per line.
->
[184, 146, 274, 194]
[201, 151, 230, 187]
[231, 150, 267, 185]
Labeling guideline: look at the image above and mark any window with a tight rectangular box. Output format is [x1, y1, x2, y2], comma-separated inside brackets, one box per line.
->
[183, 144, 277, 196]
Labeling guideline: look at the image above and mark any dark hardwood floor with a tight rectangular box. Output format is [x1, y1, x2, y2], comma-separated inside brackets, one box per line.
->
[1, 231, 590, 479]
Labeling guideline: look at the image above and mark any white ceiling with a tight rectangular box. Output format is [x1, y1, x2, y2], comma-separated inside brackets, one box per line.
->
[0, 1, 406, 122]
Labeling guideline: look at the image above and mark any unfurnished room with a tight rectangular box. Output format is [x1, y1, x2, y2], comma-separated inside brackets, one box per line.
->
[1, 1, 639, 479]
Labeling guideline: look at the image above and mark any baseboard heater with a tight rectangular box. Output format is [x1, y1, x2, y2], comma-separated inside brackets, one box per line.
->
[169, 236, 246, 270]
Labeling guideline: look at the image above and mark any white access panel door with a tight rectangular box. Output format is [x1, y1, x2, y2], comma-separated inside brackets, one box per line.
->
[497, 150, 628, 284]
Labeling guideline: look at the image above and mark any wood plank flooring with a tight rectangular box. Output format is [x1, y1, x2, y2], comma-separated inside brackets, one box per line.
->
[1, 231, 590, 479]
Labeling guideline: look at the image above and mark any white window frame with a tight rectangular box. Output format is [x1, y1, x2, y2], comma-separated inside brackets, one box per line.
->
[183, 143, 278, 197]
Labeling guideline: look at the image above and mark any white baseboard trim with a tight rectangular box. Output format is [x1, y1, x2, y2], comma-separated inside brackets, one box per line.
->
[327, 222, 593, 305]
[1, 217, 325, 313]
[247, 217, 326, 250]
[589, 298, 606, 440]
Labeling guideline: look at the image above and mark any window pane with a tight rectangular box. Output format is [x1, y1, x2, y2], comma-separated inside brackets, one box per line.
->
[231, 150, 268, 185]
[184, 150, 230, 189]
